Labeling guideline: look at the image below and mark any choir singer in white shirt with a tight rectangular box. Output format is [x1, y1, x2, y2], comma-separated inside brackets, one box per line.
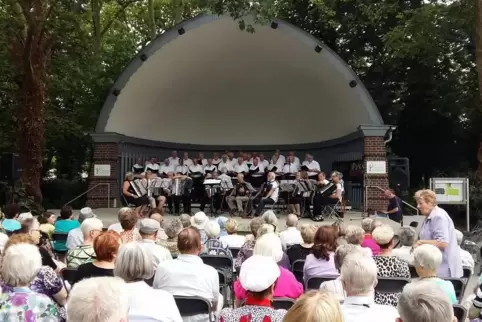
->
[233, 157, 249, 174]
[181, 152, 193, 167]
[302, 154, 321, 178]
[204, 159, 218, 178]
[218, 155, 234, 175]
[168, 151, 180, 168]
[159, 159, 174, 177]
[198, 152, 208, 166]
[259, 154, 270, 169]
[282, 156, 299, 175]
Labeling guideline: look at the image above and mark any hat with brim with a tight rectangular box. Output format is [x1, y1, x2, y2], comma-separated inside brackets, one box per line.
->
[79, 207, 96, 222]
[240, 255, 280, 292]
[191, 212, 209, 230]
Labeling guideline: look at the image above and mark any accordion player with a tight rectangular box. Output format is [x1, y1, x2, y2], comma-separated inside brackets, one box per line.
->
[312, 171, 344, 221]
[122, 172, 151, 210]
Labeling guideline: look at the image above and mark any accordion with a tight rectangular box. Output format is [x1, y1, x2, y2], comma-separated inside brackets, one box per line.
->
[317, 181, 337, 197]
[130, 179, 148, 197]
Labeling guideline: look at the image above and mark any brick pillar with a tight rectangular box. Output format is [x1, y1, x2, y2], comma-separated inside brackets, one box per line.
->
[358, 125, 391, 211]
[86, 142, 119, 208]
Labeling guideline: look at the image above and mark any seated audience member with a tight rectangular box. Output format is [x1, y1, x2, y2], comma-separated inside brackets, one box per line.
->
[455, 229, 475, 273]
[3, 236, 68, 321]
[253, 172, 279, 217]
[279, 214, 303, 250]
[204, 220, 233, 257]
[67, 218, 103, 268]
[392, 226, 417, 264]
[2, 203, 21, 233]
[39, 211, 56, 238]
[179, 213, 191, 228]
[220, 256, 287, 322]
[73, 230, 121, 285]
[412, 244, 457, 304]
[66, 207, 97, 250]
[234, 233, 303, 305]
[0, 243, 59, 320]
[320, 244, 363, 302]
[219, 219, 246, 248]
[235, 217, 264, 270]
[67, 277, 129, 322]
[340, 254, 399, 322]
[361, 218, 381, 255]
[119, 207, 142, 243]
[153, 227, 223, 319]
[148, 209, 168, 241]
[158, 218, 183, 256]
[303, 226, 339, 282]
[261, 210, 278, 230]
[107, 209, 124, 233]
[114, 243, 182, 322]
[255, 224, 291, 270]
[397, 282, 456, 322]
[372, 224, 410, 307]
[190, 211, 209, 244]
[0, 227, 7, 253]
[139, 218, 172, 267]
[345, 225, 372, 256]
[217, 216, 229, 237]
[283, 291, 344, 322]
[287, 224, 316, 265]
[54, 205, 80, 252]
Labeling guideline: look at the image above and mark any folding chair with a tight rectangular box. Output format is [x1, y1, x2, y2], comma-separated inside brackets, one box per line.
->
[229, 247, 241, 259]
[305, 275, 339, 290]
[462, 267, 472, 279]
[52, 233, 69, 255]
[375, 277, 411, 294]
[201, 255, 234, 293]
[453, 304, 467, 322]
[272, 298, 296, 310]
[291, 259, 305, 285]
[445, 278, 467, 303]
[61, 267, 77, 291]
[174, 296, 213, 321]
[408, 265, 418, 278]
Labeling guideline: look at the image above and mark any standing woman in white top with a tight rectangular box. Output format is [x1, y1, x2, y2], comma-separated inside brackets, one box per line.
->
[114, 242, 182, 322]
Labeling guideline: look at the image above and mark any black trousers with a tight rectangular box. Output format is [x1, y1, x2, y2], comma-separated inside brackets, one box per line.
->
[200, 193, 223, 213]
[170, 195, 191, 214]
[313, 194, 338, 216]
[255, 197, 275, 216]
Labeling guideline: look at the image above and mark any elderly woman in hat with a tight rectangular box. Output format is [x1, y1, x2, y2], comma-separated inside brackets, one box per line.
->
[220, 255, 287, 322]
[203, 221, 232, 257]
[158, 218, 183, 256]
[191, 212, 209, 244]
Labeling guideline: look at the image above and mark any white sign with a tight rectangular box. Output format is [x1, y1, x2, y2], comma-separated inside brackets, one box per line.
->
[430, 178, 467, 203]
[366, 161, 386, 174]
[94, 164, 111, 177]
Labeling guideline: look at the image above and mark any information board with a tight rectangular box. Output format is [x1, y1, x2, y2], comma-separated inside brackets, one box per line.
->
[94, 164, 111, 177]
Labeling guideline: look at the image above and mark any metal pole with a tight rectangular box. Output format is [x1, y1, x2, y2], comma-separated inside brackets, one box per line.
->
[466, 178, 470, 232]
[108, 183, 111, 209]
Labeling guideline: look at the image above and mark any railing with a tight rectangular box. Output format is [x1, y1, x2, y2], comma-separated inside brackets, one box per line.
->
[364, 185, 419, 215]
[64, 183, 111, 208]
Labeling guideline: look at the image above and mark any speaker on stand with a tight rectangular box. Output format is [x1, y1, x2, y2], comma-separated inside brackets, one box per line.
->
[0, 153, 22, 204]
[388, 157, 410, 196]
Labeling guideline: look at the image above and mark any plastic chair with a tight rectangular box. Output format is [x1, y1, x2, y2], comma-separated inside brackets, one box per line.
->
[291, 259, 305, 284]
[52, 233, 69, 255]
[230, 247, 241, 259]
[200, 255, 233, 272]
[61, 267, 77, 291]
[453, 304, 467, 322]
[305, 275, 339, 290]
[173, 296, 213, 321]
[375, 277, 411, 293]
[272, 297, 296, 310]
[462, 267, 472, 279]
[445, 278, 467, 303]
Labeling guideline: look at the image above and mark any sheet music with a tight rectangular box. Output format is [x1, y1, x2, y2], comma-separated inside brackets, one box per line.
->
[204, 179, 222, 185]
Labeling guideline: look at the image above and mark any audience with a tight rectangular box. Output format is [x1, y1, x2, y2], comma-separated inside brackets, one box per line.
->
[179, 213, 191, 228]
[392, 226, 417, 265]
[2, 203, 21, 233]
[67, 217, 103, 268]
[279, 214, 303, 250]
[361, 218, 381, 255]
[54, 205, 80, 252]
[219, 219, 246, 248]
[235, 217, 264, 270]
[220, 255, 287, 322]
[190, 211, 209, 244]
[217, 216, 229, 237]
[303, 226, 338, 281]
[412, 244, 457, 304]
[73, 230, 121, 284]
[0, 243, 59, 320]
[283, 291, 344, 322]
[340, 254, 399, 322]
[66, 207, 97, 250]
[153, 227, 223, 319]
[158, 218, 183, 256]
[234, 233, 303, 305]
[261, 210, 278, 232]
[372, 224, 410, 306]
[204, 220, 233, 257]
[114, 242, 182, 322]
[38, 211, 56, 238]
[119, 207, 142, 243]
[345, 225, 372, 256]
[397, 282, 456, 322]
[286, 224, 316, 265]
[139, 218, 172, 267]
[148, 208, 168, 241]
[67, 277, 129, 322]
[455, 229, 475, 273]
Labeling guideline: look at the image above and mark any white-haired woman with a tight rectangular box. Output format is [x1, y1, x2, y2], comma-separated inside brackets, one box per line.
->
[287, 224, 316, 265]
[233, 233, 303, 306]
[361, 218, 381, 255]
[283, 291, 344, 322]
[455, 229, 475, 273]
[114, 243, 182, 322]
[392, 227, 417, 264]
[0, 243, 58, 320]
[219, 219, 246, 248]
[412, 244, 457, 304]
[235, 217, 264, 270]
[415, 189, 462, 278]
[158, 218, 183, 256]
[256, 224, 290, 269]
[204, 221, 232, 257]
[261, 210, 278, 231]
[344, 225, 372, 256]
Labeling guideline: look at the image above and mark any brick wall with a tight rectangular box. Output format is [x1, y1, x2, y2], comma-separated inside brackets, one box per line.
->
[86, 143, 119, 208]
[364, 136, 389, 211]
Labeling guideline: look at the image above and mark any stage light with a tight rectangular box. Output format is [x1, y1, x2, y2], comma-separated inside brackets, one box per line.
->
[349, 80, 358, 88]
[315, 45, 323, 53]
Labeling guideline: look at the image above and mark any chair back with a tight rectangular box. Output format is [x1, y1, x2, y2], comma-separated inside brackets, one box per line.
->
[200, 255, 233, 271]
[305, 275, 339, 290]
[174, 296, 212, 319]
[445, 278, 467, 302]
[52, 233, 68, 242]
[462, 267, 471, 278]
[291, 259, 305, 284]
[375, 277, 411, 293]
[408, 265, 418, 278]
[453, 304, 467, 322]
[272, 298, 296, 310]
[230, 247, 241, 259]
[60, 267, 77, 291]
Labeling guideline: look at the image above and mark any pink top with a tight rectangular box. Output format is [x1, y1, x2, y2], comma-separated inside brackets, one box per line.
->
[234, 266, 303, 300]
[361, 234, 380, 255]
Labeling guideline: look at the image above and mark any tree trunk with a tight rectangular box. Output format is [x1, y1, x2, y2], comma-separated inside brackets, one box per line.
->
[91, 0, 102, 58]
[148, 0, 156, 40]
[475, 0, 482, 178]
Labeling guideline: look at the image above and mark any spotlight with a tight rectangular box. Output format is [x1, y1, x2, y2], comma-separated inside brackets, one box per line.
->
[349, 80, 357, 88]
[112, 89, 121, 96]
[271, 21, 278, 29]
[140, 54, 148, 61]
[315, 45, 323, 53]
[178, 28, 185, 35]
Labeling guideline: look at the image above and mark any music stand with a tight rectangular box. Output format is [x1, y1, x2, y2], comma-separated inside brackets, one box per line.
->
[204, 179, 221, 217]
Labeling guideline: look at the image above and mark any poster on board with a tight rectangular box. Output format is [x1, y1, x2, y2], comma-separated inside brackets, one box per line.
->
[430, 178, 467, 204]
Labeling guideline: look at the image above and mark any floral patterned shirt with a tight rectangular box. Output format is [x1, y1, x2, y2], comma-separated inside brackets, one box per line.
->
[157, 237, 179, 256]
[234, 240, 255, 270]
[0, 286, 58, 321]
[120, 228, 142, 243]
[204, 238, 232, 257]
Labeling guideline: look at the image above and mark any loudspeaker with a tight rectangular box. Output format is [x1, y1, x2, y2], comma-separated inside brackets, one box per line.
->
[0, 153, 21, 182]
[388, 157, 410, 190]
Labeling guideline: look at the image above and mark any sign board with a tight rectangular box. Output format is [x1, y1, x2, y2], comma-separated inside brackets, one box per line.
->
[429, 178, 468, 204]
[366, 161, 386, 174]
[94, 164, 111, 177]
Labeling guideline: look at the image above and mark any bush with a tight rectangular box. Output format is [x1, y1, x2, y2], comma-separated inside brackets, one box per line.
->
[41, 179, 88, 209]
